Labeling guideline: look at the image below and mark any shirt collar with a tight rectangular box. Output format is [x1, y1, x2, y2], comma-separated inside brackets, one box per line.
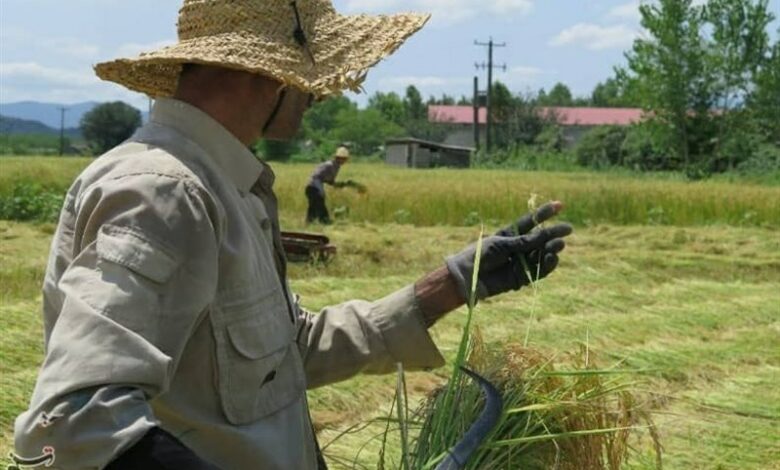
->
[150, 98, 263, 195]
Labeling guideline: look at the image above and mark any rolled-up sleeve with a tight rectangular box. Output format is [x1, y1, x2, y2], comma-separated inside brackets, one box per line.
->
[297, 284, 445, 389]
[13, 173, 219, 469]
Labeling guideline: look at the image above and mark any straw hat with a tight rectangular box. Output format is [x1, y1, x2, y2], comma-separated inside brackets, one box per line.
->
[94, 0, 430, 99]
[334, 146, 350, 159]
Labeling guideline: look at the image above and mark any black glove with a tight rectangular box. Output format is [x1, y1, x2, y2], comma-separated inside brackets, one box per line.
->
[106, 427, 221, 470]
[446, 203, 573, 301]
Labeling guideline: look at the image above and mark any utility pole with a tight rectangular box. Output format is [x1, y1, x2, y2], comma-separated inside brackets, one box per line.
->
[475, 38, 506, 153]
[473, 76, 480, 152]
[58, 106, 68, 156]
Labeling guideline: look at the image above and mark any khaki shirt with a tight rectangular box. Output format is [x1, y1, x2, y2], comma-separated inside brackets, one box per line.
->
[14, 98, 445, 470]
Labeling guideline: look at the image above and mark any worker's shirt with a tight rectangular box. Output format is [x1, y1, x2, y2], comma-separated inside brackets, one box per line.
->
[307, 160, 342, 196]
[13, 98, 445, 470]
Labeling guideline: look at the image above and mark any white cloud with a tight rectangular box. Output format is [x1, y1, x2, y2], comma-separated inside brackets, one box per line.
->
[550, 23, 638, 50]
[609, 1, 641, 21]
[0, 62, 148, 108]
[509, 66, 543, 78]
[114, 40, 176, 59]
[378, 75, 470, 88]
[0, 62, 98, 87]
[343, 0, 533, 25]
[488, 0, 533, 15]
[0, 29, 100, 60]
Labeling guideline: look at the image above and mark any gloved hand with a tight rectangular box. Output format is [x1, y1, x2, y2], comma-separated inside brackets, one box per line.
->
[446, 202, 573, 302]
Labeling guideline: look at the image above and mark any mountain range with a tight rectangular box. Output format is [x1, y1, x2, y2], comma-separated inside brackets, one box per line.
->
[0, 115, 82, 137]
[0, 101, 149, 135]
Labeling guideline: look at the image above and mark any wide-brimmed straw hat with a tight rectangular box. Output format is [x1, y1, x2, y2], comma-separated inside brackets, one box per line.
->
[334, 146, 350, 159]
[94, 0, 429, 99]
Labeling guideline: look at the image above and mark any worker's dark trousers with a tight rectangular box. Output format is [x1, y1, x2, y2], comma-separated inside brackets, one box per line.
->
[305, 185, 331, 224]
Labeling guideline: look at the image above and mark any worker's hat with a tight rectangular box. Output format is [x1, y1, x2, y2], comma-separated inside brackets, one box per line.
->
[334, 146, 350, 160]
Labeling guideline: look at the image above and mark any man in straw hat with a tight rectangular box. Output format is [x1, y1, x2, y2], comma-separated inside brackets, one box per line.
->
[305, 145, 350, 224]
[13, 0, 572, 468]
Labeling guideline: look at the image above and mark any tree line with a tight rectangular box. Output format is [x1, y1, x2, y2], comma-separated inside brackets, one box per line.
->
[10, 0, 776, 178]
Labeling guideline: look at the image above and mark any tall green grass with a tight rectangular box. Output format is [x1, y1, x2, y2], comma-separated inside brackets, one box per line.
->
[1, 157, 778, 227]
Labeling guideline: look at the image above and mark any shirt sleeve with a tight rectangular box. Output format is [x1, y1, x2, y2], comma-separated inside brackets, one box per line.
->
[296, 284, 446, 389]
[13, 173, 220, 470]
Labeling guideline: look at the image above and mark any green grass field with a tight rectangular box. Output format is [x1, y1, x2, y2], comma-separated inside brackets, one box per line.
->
[1, 158, 779, 468]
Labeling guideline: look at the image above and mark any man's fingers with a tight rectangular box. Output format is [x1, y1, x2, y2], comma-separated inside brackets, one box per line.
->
[540, 252, 559, 276]
[496, 201, 564, 236]
[511, 223, 573, 251]
[518, 201, 562, 234]
[544, 238, 566, 254]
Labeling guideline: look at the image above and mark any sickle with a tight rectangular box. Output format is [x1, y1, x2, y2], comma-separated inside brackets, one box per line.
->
[8, 446, 55, 469]
[435, 367, 503, 470]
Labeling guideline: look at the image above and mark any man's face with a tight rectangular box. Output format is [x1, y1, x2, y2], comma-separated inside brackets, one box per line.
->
[262, 84, 313, 141]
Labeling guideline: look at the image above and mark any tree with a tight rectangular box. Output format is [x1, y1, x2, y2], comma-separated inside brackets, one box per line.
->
[704, 0, 775, 169]
[331, 107, 404, 156]
[404, 85, 426, 120]
[255, 139, 297, 161]
[302, 96, 356, 142]
[750, 33, 780, 142]
[591, 77, 637, 107]
[620, 0, 712, 169]
[368, 92, 406, 126]
[80, 101, 142, 155]
[538, 82, 574, 106]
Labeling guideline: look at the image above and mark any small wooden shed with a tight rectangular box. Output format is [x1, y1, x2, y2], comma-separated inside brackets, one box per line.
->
[385, 138, 472, 169]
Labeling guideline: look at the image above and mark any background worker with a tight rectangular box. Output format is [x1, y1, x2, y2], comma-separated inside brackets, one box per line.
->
[306, 146, 350, 224]
[12, 0, 572, 469]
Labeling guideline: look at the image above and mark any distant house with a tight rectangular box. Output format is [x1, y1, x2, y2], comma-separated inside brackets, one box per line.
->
[428, 105, 645, 147]
[385, 137, 472, 168]
[428, 105, 487, 148]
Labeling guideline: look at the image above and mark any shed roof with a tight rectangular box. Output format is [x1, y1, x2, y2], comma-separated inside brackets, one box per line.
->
[385, 137, 473, 153]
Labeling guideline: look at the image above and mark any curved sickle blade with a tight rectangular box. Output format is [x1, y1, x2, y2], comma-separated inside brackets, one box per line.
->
[435, 367, 503, 470]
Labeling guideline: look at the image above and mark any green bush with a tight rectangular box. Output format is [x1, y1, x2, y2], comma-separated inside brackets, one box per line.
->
[473, 146, 578, 171]
[737, 143, 780, 174]
[0, 182, 64, 222]
[575, 126, 627, 168]
[0, 133, 68, 156]
[534, 125, 565, 152]
[621, 125, 672, 171]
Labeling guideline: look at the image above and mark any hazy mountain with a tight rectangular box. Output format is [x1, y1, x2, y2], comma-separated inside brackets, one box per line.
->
[0, 101, 149, 130]
[0, 101, 100, 129]
[0, 115, 81, 137]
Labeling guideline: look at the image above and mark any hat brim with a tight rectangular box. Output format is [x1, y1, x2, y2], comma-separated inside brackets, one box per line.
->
[94, 12, 430, 99]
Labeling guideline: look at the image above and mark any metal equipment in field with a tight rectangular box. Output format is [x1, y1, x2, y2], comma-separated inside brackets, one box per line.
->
[281, 231, 337, 262]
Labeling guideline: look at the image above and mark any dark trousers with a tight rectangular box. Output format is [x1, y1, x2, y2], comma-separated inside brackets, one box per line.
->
[305, 185, 331, 224]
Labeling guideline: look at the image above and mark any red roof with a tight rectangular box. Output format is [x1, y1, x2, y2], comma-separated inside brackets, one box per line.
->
[542, 107, 643, 126]
[428, 105, 644, 127]
[428, 105, 487, 125]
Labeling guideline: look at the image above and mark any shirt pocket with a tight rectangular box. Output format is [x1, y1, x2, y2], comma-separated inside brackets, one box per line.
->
[212, 286, 305, 425]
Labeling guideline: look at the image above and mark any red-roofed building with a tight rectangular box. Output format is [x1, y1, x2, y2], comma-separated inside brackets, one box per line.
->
[428, 105, 645, 148]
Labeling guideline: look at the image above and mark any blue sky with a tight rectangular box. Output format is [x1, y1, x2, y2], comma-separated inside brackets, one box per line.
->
[1, 0, 777, 109]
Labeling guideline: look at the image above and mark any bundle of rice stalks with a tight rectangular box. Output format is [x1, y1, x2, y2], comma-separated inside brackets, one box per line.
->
[401, 329, 662, 470]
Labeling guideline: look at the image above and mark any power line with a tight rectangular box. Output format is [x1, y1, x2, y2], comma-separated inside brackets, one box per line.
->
[474, 38, 506, 153]
[58, 106, 68, 156]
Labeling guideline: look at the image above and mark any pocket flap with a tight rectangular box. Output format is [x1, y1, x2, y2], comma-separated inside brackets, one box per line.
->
[226, 315, 288, 360]
[96, 224, 178, 284]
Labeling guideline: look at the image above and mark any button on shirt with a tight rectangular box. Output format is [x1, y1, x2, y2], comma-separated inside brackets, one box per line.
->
[14, 98, 445, 470]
